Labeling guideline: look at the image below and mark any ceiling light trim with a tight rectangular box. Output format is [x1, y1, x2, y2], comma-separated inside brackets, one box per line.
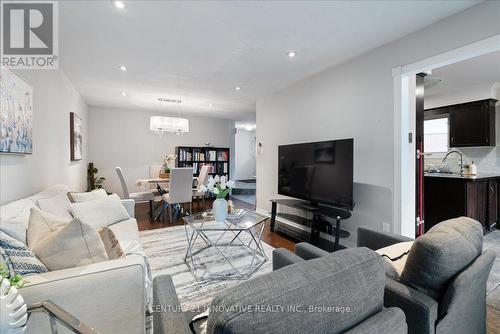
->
[158, 97, 182, 104]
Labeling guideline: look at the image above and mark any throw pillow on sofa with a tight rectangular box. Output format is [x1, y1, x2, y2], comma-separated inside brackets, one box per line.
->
[27, 207, 72, 248]
[0, 217, 27, 246]
[0, 231, 48, 276]
[67, 189, 108, 203]
[69, 194, 130, 230]
[30, 219, 108, 271]
[375, 241, 413, 280]
[98, 226, 124, 260]
[37, 192, 73, 220]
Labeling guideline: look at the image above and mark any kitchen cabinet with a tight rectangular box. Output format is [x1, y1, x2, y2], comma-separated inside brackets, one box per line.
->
[449, 99, 496, 147]
[424, 174, 499, 233]
[489, 180, 497, 229]
[424, 98, 497, 148]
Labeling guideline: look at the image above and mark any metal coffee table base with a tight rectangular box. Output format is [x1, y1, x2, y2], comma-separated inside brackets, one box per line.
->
[184, 222, 267, 280]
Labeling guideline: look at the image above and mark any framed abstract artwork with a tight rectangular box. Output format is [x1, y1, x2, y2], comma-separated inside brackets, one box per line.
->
[0, 67, 33, 154]
[70, 112, 82, 161]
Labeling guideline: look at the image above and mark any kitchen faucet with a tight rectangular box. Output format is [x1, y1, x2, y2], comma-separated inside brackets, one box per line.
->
[442, 150, 465, 175]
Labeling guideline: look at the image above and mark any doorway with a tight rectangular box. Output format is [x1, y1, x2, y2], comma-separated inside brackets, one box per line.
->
[232, 122, 257, 206]
[394, 34, 500, 238]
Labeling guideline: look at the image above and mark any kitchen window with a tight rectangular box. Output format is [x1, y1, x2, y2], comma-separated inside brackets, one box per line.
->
[424, 116, 449, 153]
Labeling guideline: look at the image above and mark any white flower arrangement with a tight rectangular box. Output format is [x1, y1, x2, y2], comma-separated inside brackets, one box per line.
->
[162, 154, 177, 173]
[199, 175, 235, 199]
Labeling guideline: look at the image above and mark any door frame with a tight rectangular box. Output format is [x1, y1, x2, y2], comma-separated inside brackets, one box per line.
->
[393, 34, 500, 238]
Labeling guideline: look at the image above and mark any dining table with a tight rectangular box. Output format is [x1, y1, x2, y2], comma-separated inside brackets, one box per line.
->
[135, 176, 200, 220]
[135, 177, 170, 189]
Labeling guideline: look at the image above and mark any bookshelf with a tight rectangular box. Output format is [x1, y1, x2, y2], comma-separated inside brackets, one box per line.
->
[175, 146, 230, 178]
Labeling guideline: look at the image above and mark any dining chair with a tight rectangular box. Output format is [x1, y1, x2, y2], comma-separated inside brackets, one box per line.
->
[149, 164, 166, 195]
[193, 165, 211, 209]
[161, 168, 193, 223]
[115, 166, 155, 218]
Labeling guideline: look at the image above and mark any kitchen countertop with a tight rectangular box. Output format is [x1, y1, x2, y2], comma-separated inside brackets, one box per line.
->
[424, 172, 500, 181]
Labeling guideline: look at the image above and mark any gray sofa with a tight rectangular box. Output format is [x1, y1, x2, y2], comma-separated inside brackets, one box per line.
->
[282, 217, 495, 334]
[153, 247, 407, 334]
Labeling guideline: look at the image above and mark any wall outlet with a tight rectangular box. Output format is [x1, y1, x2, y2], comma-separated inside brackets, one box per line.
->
[382, 222, 390, 232]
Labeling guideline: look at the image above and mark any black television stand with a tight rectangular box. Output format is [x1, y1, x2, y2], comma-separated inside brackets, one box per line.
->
[270, 198, 351, 251]
[295, 202, 321, 211]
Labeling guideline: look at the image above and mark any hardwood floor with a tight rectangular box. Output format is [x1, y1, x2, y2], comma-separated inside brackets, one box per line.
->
[135, 198, 499, 331]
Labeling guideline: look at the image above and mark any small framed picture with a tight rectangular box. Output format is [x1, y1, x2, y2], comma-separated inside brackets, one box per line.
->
[70, 112, 82, 161]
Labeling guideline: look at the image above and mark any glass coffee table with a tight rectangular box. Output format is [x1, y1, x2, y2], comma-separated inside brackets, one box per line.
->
[182, 209, 268, 280]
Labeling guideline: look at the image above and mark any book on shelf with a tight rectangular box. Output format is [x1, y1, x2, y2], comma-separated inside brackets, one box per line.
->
[176, 146, 229, 177]
[217, 150, 228, 161]
[209, 150, 216, 161]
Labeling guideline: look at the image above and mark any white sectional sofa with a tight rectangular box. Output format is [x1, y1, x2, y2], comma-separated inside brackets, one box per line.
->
[0, 185, 148, 334]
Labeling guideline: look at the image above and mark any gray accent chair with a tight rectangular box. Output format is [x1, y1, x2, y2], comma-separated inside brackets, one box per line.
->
[283, 217, 495, 334]
[153, 247, 407, 334]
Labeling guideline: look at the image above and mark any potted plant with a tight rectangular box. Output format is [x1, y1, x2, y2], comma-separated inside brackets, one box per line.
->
[199, 175, 235, 222]
[160, 154, 176, 178]
[87, 162, 106, 191]
[0, 264, 27, 333]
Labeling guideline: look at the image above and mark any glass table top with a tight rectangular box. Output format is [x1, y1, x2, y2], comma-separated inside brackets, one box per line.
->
[183, 208, 267, 231]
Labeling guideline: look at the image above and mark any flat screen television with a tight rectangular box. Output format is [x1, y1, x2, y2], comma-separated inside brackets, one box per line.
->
[278, 139, 354, 210]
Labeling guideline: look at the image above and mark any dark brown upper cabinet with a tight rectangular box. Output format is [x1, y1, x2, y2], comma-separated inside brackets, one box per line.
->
[450, 99, 496, 147]
[425, 99, 497, 148]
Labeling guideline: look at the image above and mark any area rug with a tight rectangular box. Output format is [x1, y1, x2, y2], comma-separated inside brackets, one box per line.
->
[139, 225, 274, 312]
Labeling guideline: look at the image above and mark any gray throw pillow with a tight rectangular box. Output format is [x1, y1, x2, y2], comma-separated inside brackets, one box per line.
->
[400, 217, 483, 301]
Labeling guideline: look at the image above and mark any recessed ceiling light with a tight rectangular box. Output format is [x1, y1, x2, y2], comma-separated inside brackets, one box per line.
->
[287, 50, 297, 58]
[158, 97, 182, 104]
[119, 65, 127, 71]
[235, 86, 241, 91]
[208, 103, 213, 108]
[121, 92, 127, 96]
[113, 1, 126, 9]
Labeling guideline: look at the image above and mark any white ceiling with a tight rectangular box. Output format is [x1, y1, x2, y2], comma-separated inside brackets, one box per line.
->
[426, 50, 500, 98]
[59, 0, 479, 120]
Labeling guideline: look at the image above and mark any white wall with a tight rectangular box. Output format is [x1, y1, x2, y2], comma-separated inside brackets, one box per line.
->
[256, 1, 500, 244]
[234, 129, 256, 180]
[0, 69, 89, 205]
[88, 106, 235, 196]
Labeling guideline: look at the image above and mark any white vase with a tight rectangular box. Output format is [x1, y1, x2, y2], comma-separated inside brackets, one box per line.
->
[0, 278, 27, 334]
[213, 198, 228, 222]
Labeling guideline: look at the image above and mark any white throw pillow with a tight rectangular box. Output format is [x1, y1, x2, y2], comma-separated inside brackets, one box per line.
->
[37, 192, 73, 220]
[34, 185, 70, 199]
[69, 194, 130, 230]
[0, 218, 27, 245]
[376, 241, 414, 280]
[67, 189, 108, 203]
[375, 241, 414, 260]
[0, 197, 36, 232]
[27, 208, 72, 248]
[31, 218, 108, 271]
